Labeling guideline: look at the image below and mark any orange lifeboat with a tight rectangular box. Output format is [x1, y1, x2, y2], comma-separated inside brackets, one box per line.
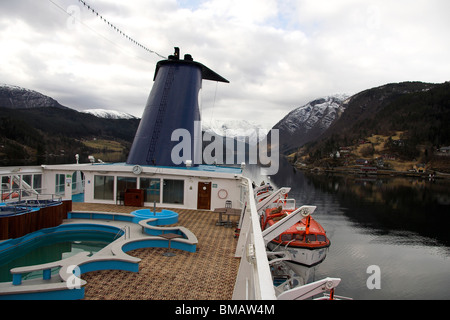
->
[261, 201, 330, 267]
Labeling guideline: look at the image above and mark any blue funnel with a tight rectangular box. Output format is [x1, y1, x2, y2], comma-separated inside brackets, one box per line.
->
[126, 48, 229, 167]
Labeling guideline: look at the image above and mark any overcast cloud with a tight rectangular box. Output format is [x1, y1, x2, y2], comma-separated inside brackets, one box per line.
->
[0, 0, 449, 128]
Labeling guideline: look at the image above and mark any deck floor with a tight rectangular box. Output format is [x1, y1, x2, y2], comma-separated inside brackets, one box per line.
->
[71, 203, 241, 300]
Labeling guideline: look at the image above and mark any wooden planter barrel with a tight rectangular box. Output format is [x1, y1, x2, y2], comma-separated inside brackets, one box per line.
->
[0, 200, 71, 240]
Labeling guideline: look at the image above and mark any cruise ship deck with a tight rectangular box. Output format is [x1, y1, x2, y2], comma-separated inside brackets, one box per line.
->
[71, 202, 241, 300]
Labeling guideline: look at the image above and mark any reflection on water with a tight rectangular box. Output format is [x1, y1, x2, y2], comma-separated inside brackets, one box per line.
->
[303, 172, 450, 247]
[244, 159, 450, 300]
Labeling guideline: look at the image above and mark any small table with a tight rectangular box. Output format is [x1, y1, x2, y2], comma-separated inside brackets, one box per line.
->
[214, 208, 227, 226]
[159, 233, 182, 257]
[223, 208, 241, 227]
[214, 208, 241, 227]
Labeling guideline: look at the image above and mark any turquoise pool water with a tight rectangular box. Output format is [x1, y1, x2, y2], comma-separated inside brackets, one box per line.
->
[131, 209, 179, 225]
[0, 230, 117, 283]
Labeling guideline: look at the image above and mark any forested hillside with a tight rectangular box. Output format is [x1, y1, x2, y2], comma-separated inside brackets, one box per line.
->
[0, 107, 139, 165]
[295, 82, 450, 172]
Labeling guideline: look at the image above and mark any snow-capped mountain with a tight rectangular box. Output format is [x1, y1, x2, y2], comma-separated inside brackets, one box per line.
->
[273, 94, 350, 153]
[202, 119, 270, 145]
[0, 84, 68, 110]
[81, 108, 137, 120]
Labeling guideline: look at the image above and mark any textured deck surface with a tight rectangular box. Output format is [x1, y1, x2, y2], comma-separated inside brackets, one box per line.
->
[71, 203, 241, 300]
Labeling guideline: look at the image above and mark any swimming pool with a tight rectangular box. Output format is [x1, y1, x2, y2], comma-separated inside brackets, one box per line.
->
[0, 228, 118, 282]
[0, 210, 197, 300]
[0, 224, 120, 283]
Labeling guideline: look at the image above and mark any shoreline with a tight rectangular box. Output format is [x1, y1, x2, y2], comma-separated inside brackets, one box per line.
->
[292, 165, 450, 179]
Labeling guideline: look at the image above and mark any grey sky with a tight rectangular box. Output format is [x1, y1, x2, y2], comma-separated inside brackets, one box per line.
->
[1, 0, 449, 127]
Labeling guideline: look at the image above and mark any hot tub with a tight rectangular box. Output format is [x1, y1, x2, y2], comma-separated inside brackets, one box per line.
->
[131, 209, 179, 225]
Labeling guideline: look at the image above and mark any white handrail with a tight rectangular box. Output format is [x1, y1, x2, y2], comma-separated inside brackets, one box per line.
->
[256, 187, 291, 212]
[277, 277, 341, 300]
[232, 177, 277, 300]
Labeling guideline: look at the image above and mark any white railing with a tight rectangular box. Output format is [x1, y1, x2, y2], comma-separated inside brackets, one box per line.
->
[232, 178, 277, 300]
[233, 179, 346, 300]
[1, 189, 57, 203]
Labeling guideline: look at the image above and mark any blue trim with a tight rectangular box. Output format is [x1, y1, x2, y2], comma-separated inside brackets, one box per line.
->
[0, 288, 85, 300]
[43, 269, 51, 280]
[122, 238, 196, 254]
[12, 274, 22, 286]
[142, 228, 183, 237]
[79, 260, 139, 274]
[92, 162, 242, 174]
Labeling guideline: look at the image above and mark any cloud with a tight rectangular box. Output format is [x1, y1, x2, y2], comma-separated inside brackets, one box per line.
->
[199, 0, 278, 25]
[0, 0, 449, 127]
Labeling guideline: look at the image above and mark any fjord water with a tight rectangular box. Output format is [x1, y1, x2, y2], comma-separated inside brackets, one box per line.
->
[246, 159, 450, 300]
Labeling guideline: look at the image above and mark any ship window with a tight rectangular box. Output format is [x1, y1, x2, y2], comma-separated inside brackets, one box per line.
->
[55, 174, 65, 195]
[317, 235, 326, 242]
[1, 176, 9, 191]
[163, 179, 184, 204]
[94, 175, 114, 200]
[281, 234, 293, 241]
[306, 234, 316, 242]
[23, 175, 32, 187]
[117, 177, 137, 194]
[33, 174, 42, 194]
[21, 174, 35, 198]
[140, 178, 160, 203]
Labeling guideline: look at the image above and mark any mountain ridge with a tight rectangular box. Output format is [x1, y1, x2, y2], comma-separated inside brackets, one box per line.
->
[273, 94, 349, 154]
[2, 81, 449, 171]
[81, 108, 138, 120]
[319, 81, 438, 142]
[295, 81, 450, 172]
[0, 84, 69, 110]
[0, 85, 140, 165]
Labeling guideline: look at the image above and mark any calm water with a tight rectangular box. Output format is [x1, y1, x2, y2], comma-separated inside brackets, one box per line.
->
[245, 159, 450, 300]
[0, 232, 115, 283]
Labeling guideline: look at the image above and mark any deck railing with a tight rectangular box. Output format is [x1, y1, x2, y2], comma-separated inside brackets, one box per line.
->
[232, 178, 277, 300]
[233, 178, 346, 301]
[0, 188, 55, 202]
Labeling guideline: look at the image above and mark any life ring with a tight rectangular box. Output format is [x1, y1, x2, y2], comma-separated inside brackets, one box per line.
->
[218, 189, 228, 199]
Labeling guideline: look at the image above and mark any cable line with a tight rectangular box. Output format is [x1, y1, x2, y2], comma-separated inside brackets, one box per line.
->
[77, 0, 166, 59]
[47, 0, 165, 60]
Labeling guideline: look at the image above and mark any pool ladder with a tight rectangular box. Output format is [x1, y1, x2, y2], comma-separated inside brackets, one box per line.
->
[114, 226, 130, 240]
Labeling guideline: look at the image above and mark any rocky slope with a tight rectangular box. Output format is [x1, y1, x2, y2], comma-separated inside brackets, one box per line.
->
[273, 94, 349, 154]
[0, 84, 139, 165]
[0, 84, 68, 110]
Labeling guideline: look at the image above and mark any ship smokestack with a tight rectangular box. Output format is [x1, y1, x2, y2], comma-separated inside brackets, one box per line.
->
[126, 47, 229, 167]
